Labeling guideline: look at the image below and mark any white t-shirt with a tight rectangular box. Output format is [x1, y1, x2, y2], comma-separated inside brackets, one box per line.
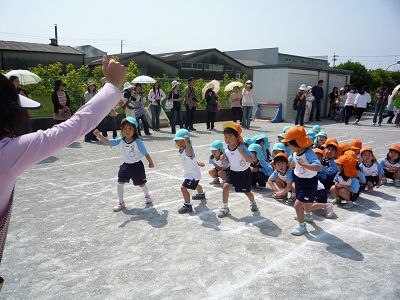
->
[292, 148, 321, 178]
[179, 148, 201, 180]
[109, 138, 148, 163]
[224, 144, 252, 172]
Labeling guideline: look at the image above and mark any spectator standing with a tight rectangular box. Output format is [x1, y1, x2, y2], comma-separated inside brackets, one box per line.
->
[328, 87, 339, 120]
[84, 81, 99, 142]
[344, 85, 358, 125]
[205, 82, 218, 131]
[304, 85, 314, 123]
[229, 85, 243, 124]
[122, 82, 136, 119]
[336, 87, 346, 122]
[168, 81, 184, 134]
[294, 84, 308, 126]
[133, 83, 151, 136]
[242, 80, 254, 129]
[310, 80, 324, 122]
[184, 77, 198, 131]
[52, 79, 72, 124]
[383, 88, 396, 124]
[354, 86, 371, 125]
[148, 81, 166, 132]
[99, 77, 118, 138]
[372, 86, 388, 126]
[9, 75, 32, 134]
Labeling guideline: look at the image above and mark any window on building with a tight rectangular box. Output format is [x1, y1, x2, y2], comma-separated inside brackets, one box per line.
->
[204, 64, 224, 71]
[192, 63, 203, 70]
[181, 62, 193, 69]
[225, 66, 234, 72]
[285, 57, 292, 62]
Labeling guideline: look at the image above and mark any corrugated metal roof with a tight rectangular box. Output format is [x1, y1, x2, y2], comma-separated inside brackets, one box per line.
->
[235, 59, 265, 67]
[0, 40, 83, 55]
[154, 49, 213, 62]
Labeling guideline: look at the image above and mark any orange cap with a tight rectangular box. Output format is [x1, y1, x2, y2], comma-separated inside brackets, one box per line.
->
[281, 126, 313, 148]
[351, 139, 362, 150]
[324, 138, 339, 146]
[335, 155, 358, 177]
[389, 144, 400, 153]
[343, 150, 357, 159]
[313, 148, 325, 156]
[339, 143, 352, 154]
[273, 152, 290, 167]
[360, 146, 373, 155]
[222, 122, 243, 144]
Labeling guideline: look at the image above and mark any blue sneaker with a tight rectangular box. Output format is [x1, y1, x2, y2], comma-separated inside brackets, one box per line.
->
[192, 192, 206, 200]
[293, 213, 313, 223]
[291, 224, 307, 236]
[178, 203, 193, 214]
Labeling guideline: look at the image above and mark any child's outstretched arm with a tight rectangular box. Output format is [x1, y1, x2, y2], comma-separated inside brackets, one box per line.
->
[184, 136, 193, 157]
[93, 129, 110, 145]
[145, 154, 154, 168]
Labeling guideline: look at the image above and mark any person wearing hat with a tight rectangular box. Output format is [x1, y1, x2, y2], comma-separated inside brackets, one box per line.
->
[0, 56, 127, 285]
[84, 81, 99, 142]
[359, 146, 384, 193]
[183, 77, 198, 131]
[294, 84, 308, 126]
[271, 142, 286, 157]
[252, 134, 272, 162]
[122, 82, 136, 119]
[350, 139, 362, 162]
[281, 126, 323, 235]
[218, 122, 258, 218]
[93, 116, 155, 211]
[330, 154, 361, 208]
[268, 153, 295, 200]
[173, 129, 206, 214]
[8, 75, 32, 135]
[382, 87, 396, 124]
[320, 141, 339, 189]
[208, 140, 230, 185]
[52, 79, 72, 123]
[229, 85, 243, 125]
[314, 131, 328, 149]
[148, 81, 166, 132]
[248, 143, 273, 191]
[168, 80, 184, 134]
[380, 144, 400, 186]
[242, 80, 254, 129]
[313, 148, 328, 184]
[131, 83, 151, 136]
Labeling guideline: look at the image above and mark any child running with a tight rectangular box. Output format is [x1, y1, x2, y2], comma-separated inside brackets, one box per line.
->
[93, 117, 154, 212]
[359, 146, 384, 193]
[281, 126, 322, 236]
[174, 129, 206, 214]
[208, 140, 230, 185]
[218, 122, 257, 218]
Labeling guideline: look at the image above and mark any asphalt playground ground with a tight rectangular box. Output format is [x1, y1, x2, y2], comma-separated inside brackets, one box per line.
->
[2, 113, 400, 300]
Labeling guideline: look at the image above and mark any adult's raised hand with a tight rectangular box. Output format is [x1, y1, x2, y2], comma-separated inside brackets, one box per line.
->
[102, 55, 127, 89]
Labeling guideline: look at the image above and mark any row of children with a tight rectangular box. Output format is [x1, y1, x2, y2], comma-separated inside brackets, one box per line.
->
[94, 117, 400, 236]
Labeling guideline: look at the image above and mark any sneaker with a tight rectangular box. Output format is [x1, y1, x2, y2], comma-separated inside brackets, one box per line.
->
[378, 123, 381, 126]
[207, 128, 211, 131]
[178, 203, 193, 214]
[218, 206, 230, 218]
[192, 192, 206, 200]
[291, 224, 307, 236]
[354, 119, 359, 125]
[211, 128, 217, 132]
[330, 198, 342, 205]
[256, 186, 265, 192]
[381, 178, 387, 184]
[113, 201, 125, 212]
[250, 202, 258, 212]
[325, 203, 334, 218]
[294, 213, 313, 223]
[387, 121, 393, 124]
[395, 179, 400, 187]
[209, 178, 220, 185]
[372, 123, 376, 126]
[189, 127, 197, 131]
[145, 195, 152, 204]
[366, 186, 374, 193]
[343, 202, 354, 209]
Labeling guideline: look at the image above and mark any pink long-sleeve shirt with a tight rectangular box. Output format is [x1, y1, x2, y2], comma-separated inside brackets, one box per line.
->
[0, 83, 122, 219]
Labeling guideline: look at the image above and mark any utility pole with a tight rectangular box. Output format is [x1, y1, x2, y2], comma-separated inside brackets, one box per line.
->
[121, 40, 124, 54]
[332, 52, 339, 67]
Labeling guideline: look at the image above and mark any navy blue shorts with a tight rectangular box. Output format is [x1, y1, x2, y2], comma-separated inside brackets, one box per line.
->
[341, 192, 359, 202]
[118, 161, 146, 186]
[225, 168, 252, 193]
[384, 171, 394, 180]
[366, 175, 379, 186]
[182, 178, 199, 190]
[295, 176, 317, 203]
[314, 189, 328, 203]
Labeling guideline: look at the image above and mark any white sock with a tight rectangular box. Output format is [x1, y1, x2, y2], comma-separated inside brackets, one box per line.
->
[117, 183, 124, 203]
[141, 184, 149, 196]
[223, 203, 229, 208]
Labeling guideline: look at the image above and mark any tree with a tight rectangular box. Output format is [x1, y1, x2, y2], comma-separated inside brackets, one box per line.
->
[335, 61, 372, 89]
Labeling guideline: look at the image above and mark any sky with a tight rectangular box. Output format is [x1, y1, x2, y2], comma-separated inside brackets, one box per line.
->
[1, 0, 400, 71]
